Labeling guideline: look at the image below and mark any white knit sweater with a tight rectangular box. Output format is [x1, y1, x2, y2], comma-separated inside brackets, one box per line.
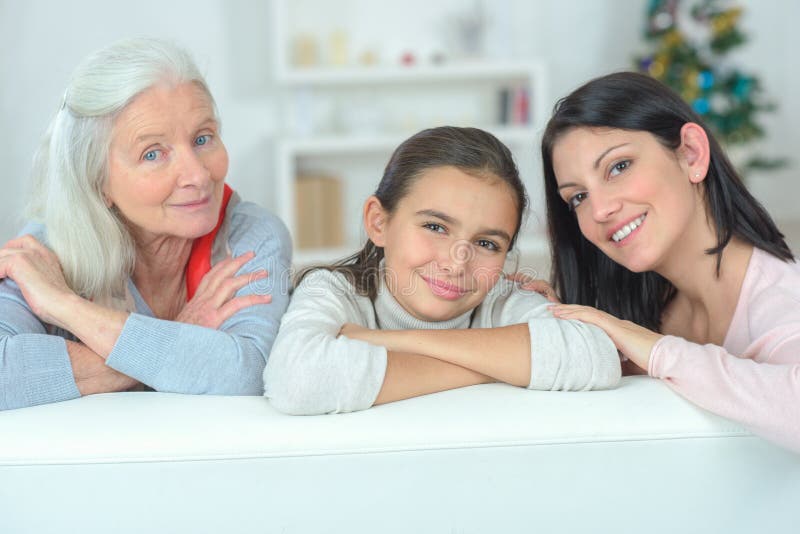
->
[264, 269, 620, 415]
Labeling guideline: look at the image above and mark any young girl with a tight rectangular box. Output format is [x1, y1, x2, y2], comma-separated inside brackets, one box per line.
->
[264, 126, 620, 415]
[541, 72, 800, 452]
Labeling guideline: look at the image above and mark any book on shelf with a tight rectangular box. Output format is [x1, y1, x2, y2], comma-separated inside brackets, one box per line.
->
[295, 174, 344, 249]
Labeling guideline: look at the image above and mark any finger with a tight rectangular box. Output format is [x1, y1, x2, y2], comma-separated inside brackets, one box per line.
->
[520, 280, 560, 303]
[210, 269, 269, 307]
[216, 293, 273, 323]
[4, 234, 46, 251]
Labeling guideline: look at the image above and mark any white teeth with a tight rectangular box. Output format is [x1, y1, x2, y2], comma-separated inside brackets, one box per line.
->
[612, 214, 646, 242]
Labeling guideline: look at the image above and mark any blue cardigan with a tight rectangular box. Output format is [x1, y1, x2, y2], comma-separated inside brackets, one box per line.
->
[0, 200, 292, 410]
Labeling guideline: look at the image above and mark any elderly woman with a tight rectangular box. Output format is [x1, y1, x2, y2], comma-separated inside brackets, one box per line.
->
[0, 39, 291, 410]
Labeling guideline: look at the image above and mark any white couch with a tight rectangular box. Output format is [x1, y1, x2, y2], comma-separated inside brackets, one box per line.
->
[1, 376, 798, 534]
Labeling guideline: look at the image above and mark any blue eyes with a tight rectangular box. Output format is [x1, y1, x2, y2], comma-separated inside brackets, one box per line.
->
[141, 135, 212, 162]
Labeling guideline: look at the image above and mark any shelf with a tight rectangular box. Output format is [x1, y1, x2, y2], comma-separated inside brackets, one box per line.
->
[279, 125, 541, 156]
[277, 61, 545, 86]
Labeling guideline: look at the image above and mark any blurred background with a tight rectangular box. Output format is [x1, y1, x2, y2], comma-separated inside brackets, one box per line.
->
[1, 0, 797, 274]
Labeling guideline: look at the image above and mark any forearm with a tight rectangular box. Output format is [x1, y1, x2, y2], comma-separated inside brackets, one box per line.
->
[370, 325, 531, 387]
[106, 313, 270, 395]
[52, 294, 128, 359]
[374, 351, 494, 405]
[67, 340, 138, 396]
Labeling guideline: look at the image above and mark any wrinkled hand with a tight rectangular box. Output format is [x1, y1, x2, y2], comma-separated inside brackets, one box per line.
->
[175, 251, 271, 329]
[0, 234, 75, 324]
[510, 275, 560, 303]
[549, 304, 662, 372]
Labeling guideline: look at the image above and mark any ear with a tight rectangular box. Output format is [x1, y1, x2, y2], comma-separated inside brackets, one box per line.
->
[363, 195, 388, 247]
[100, 183, 114, 208]
[679, 122, 711, 184]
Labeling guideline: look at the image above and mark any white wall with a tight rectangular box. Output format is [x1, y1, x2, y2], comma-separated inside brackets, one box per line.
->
[1, 0, 797, 243]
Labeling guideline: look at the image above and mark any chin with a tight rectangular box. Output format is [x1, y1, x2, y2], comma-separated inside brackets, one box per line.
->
[414, 301, 471, 323]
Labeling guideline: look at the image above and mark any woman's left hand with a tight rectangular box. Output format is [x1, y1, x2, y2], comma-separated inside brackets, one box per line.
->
[549, 304, 663, 373]
[0, 235, 75, 325]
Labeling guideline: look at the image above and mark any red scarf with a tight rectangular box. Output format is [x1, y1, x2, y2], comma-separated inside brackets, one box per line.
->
[185, 184, 234, 301]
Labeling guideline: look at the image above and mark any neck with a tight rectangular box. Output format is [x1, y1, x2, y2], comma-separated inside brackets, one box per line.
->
[131, 233, 193, 318]
[658, 233, 753, 345]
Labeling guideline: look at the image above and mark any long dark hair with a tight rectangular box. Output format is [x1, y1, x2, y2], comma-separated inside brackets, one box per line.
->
[541, 72, 793, 331]
[297, 126, 528, 299]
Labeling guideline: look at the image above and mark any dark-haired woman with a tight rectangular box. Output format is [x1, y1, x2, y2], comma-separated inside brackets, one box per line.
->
[263, 126, 620, 415]
[542, 72, 800, 452]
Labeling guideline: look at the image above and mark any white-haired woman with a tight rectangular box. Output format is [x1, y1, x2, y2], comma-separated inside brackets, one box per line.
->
[0, 39, 291, 410]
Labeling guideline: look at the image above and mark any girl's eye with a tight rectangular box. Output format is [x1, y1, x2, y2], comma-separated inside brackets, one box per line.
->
[195, 134, 211, 146]
[568, 192, 587, 211]
[476, 239, 500, 252]
[423, 222, 446, 233]
[143, 149, 160, 162]
[610, 160, 631, 177]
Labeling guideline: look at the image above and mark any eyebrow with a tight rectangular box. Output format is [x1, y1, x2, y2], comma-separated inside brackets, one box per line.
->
[593, 143, 630, 169]
[133, 117, 218, 146]
[415, 209, 512, 244]
[557, 142, 631, 191]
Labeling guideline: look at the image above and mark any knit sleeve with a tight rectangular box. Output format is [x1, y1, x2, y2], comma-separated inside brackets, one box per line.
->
[105, 204, 292, 396]
[490, 284, 621, 391]
[649, 333, 800, 453]
[263, 270, 388, 415]
[0, 223, 81, 410]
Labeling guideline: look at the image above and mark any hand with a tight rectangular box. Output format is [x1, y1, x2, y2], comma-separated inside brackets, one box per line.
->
[175, 251, 271, 329]
[507, 274, 560, 303]
[549, 304, 662, 372]
[0, 234, 76, 325]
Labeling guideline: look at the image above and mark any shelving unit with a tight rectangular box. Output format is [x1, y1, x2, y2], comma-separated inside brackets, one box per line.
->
[270, 1, 550, 267]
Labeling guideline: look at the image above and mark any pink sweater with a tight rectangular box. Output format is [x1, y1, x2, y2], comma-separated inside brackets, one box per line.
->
[649, 247, 800, 452]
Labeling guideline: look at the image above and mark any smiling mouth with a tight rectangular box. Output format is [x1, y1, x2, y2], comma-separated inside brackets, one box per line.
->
[611, 213, 647, 243]
[420, 275, 470, 300]
[172, 197, 210, 208]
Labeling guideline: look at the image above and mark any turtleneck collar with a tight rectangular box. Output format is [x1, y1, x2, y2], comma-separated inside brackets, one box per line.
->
[373, 264, 474, 331]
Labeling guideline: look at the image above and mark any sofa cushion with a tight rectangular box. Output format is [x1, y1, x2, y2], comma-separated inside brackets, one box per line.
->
[1, 376, 797, 533]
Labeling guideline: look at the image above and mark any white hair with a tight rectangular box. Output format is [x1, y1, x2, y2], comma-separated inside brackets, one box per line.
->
[28, 38, 217, 300]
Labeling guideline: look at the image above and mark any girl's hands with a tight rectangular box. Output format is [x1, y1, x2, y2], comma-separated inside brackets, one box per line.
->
[550, 304, 662, 373]
[0, 235, 75, 326]
[175, 251, 271, 329]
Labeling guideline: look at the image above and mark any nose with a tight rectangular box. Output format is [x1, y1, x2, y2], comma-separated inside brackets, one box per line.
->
[439, 239, 472, 274]
[175, 146, 211, 188]
[590, 187, 622, 222]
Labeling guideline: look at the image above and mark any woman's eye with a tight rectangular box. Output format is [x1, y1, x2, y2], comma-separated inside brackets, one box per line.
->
[423, 223, 446, 233]
[610, 160, 631, 177]
[476, 239, 500, 252]
[143, 149, 160, 161]
[568, 192, 587, 211]
[195, 134, 211, 146]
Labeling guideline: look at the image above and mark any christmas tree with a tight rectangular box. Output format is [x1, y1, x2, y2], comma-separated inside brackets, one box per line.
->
[637, 0, 786, 173]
